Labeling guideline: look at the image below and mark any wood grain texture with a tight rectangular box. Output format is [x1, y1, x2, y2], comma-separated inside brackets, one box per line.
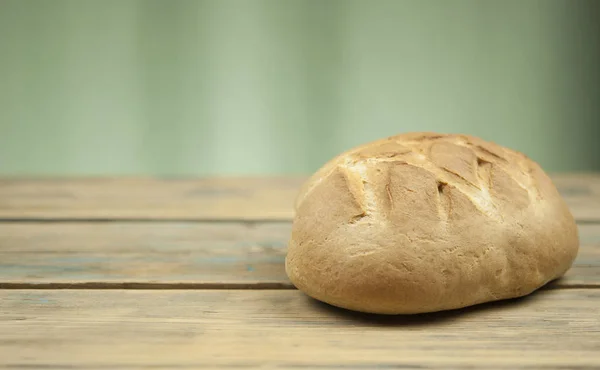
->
[0, 177, 304, 221]
[0, 174, 599, 221]
[0, 222, 292, 288]
[0, 222, 598, 288]
[0, 289, 599, 369]
[551, 173, 600, 222]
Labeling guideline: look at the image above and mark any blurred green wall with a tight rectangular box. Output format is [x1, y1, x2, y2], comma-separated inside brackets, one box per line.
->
[1, 0, 598, 176]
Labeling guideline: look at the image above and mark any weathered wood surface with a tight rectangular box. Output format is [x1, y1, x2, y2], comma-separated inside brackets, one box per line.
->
[0, 174, 599, 221]
[0, 175, 599, 369]
[0, 222, 598, 288]
[0, 177, 304, 221]
[0, 289, 599, 369]
[0, 222, 292, 288]
[551, 173, 600, 222]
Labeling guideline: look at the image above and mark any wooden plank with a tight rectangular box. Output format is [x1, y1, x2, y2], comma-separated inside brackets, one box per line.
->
[551, 173, 600, 222]
[0, 222, 598, 288]
[0, 222, 293, 288]
[0, 289, 599, 369]
[0, 177, 304, 221]
[0, 174, 599, 221]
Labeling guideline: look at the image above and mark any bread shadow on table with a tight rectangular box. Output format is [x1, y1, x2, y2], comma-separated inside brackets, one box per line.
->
[303, 288, 544, 327]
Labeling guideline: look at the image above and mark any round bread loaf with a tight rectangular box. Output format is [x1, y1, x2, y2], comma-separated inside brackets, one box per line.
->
[285, 132, 579, 314]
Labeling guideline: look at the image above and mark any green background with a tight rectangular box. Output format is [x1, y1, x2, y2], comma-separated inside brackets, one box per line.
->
[1, 0, 598, 176]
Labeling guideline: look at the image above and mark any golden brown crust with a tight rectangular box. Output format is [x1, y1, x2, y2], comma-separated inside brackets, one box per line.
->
[286, 132, 579, 314]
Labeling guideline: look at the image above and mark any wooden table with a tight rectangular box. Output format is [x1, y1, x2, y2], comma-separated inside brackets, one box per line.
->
[1, 174, 599, 369]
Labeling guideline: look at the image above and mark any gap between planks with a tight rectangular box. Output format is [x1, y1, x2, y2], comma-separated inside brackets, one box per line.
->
[0, 282, 295, 290]
[1, 281, 596, 292]
[1, 281, 598, 290]
[0, 218, 597, 225]
[0, 218, 294, 224]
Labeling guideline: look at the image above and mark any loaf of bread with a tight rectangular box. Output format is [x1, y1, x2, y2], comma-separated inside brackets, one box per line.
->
[285, 132, 579, 314]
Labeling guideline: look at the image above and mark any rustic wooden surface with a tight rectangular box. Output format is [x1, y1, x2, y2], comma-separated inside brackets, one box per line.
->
[0, 222, 598, 288]
[1, 174, 599, 221]
[1, 290, 599, 369]
[0, 222, 292, 288]
[0, 175, 599, 369]
[0, 177, 304, 221]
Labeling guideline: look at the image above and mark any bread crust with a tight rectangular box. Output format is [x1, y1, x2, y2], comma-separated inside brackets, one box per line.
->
[285, 132, 579, 314]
